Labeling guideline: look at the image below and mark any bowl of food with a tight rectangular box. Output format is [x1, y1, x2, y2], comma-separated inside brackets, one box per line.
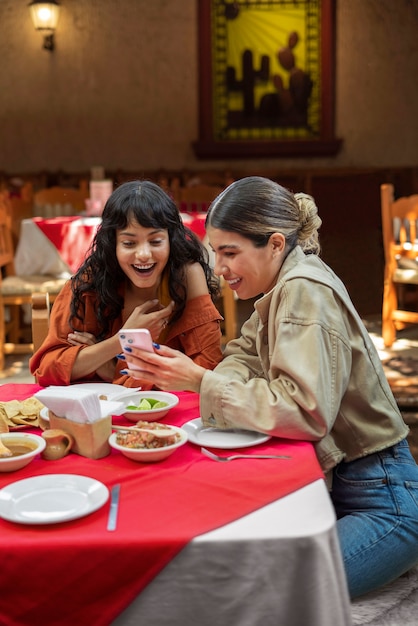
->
[120, 391, 179, 422]
[108, 422, 188, 462]
[0, 433, 46, 472]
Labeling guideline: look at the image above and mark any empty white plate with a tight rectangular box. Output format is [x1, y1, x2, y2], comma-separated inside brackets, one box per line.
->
[182, 418, 271, 449]
[0, 474, 109, 525]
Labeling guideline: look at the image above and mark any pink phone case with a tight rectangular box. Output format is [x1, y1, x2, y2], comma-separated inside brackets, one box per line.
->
[118, 329, 154, 371]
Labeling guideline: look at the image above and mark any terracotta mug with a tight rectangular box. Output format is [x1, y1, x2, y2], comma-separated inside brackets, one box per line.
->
[41, 429, 74, 461]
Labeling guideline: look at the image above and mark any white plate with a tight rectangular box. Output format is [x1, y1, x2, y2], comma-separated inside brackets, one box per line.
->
[0, 474, 109, 525]
[182, 418, 271, 449]
[73, 383, 141, 401]
[40, 407, 50, 422]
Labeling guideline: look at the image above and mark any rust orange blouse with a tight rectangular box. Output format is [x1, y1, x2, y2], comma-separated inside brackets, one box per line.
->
[29, 280, 223, 388]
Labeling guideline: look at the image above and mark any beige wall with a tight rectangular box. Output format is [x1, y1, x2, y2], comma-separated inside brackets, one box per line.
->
[1, 0, 418, 174]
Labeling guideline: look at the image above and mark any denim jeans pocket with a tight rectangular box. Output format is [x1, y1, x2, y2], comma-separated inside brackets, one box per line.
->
[405, 481, 418, 509]
[333, 452, 387, 486]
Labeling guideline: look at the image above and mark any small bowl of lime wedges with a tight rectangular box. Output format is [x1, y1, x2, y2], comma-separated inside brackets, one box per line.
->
[121, 391, 179, 422]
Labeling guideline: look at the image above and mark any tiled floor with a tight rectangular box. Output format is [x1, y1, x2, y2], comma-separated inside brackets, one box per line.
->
[364, 316, 418, 361]
[0, 353, 34, 384]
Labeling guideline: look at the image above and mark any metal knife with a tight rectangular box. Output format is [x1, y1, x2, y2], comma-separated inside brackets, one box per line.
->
[107, 484, 121, 531]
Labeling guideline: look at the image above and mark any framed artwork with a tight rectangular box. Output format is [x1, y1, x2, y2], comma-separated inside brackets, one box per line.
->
[193, 0, 342, 158]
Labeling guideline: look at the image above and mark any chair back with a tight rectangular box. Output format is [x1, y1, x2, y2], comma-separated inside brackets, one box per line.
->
[31, 292, 50, 353]
[34, 186, 89, 216]
[381, 183, 418, 347]
[178, 184, 224, 213]
[0, 195, 18, 370]
[0, 193, 16, 272]
[381, 183, 418, 260]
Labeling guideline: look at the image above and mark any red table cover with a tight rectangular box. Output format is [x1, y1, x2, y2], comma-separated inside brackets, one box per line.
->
[34, 214, 205, 276]
[0, 384, 324, 626]
[33, 216, 99, 274]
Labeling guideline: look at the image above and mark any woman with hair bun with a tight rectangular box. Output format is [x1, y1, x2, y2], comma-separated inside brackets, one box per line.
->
[120, 176, 418, 598]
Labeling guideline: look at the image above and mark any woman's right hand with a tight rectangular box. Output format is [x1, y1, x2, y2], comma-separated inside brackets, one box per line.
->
[120, 343, 205, 393]
[122, 299, 175, 341]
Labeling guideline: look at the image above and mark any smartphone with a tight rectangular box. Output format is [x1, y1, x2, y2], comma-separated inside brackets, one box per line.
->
[118, 329, 154, 371]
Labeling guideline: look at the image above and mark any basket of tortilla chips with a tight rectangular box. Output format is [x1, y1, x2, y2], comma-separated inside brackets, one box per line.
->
[0, 397, 44, 432]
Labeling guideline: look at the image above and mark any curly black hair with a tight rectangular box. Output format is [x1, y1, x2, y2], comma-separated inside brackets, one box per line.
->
[70, 180, 219, 340]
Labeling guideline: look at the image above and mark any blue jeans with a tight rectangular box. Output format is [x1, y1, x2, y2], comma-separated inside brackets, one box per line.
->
[331, 438, 418, 598]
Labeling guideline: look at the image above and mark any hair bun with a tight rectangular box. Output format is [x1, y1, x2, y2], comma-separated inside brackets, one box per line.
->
[294, 193, 322, 253]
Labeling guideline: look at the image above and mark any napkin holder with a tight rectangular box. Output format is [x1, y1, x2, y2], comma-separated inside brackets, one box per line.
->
[48, 412, 111, 459]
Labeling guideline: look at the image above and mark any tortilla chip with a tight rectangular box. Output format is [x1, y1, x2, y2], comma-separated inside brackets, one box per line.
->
[0, 413, 9, 433]
[21, 397, 44, 416]
[0, 400, 21, 420]
[10, 416, 39, 426]
[0, 397, 44, 429]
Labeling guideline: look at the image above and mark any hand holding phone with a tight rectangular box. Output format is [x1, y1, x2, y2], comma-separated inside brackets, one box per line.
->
[118, 329, 154, 371]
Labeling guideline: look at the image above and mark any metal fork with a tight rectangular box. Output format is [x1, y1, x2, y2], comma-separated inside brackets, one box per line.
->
[201, 447, 291, 462]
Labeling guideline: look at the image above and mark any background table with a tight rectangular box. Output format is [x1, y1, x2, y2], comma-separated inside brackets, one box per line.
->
[14, 214, 207, 281]
[14, 216, 101, 278]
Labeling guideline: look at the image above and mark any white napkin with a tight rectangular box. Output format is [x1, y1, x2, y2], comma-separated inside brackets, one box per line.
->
[35, 387, 125, 424]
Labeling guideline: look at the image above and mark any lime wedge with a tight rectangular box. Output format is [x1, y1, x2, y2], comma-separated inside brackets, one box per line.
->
[137, 399, 152, 410]
[152, 401, 169, 409]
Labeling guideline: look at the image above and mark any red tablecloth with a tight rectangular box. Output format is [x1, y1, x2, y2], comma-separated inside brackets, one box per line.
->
[0, 384, 324, 626]
[34, 215, 205, 274]
[33, 216, 99, 274]
[180, 212, 207, 241]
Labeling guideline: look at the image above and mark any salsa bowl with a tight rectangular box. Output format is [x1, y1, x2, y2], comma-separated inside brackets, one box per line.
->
[108, 424, 187, 462]
[0, 433, 46, 472]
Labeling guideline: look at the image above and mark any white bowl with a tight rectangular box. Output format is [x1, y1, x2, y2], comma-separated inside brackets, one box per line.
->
[108, 425, 188, 463]
[0, 433, 46, 472]
[120, 391, 179, 422]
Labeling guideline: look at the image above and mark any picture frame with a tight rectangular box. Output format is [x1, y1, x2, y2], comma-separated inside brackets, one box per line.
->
[193, 0, 342, 158]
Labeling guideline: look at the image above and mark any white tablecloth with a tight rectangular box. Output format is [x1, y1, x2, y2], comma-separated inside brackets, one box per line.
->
[113, 479, 352, 626]
[14, 217, 101, 278]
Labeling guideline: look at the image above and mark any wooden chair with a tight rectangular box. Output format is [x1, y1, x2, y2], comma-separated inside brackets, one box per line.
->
[381, 183, 418, 347]
[33, 185, 89, 216]
[178, 184, 224, 213]
[31, 292, 50, 353]
[219, 278, 238, 346]
[0, 192, 66, 368]
[9, 195, 34, 250]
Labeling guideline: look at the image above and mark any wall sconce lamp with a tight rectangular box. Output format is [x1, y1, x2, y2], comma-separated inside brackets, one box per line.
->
[29, 1, 61, 52]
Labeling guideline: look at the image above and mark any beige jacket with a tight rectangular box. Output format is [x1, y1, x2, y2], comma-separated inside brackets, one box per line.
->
[200, 247, 408, 472]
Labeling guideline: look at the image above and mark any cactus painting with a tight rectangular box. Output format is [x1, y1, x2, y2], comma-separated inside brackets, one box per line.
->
[194, 0, 341, 158]
[226, 28, 313, 129]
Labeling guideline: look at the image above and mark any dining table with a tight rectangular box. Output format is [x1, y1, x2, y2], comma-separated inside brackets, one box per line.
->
[0, 382, 352, 626]
[14, 216, 102, 278]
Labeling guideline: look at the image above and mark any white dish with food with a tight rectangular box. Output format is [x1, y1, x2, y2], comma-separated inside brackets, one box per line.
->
[109, 423, 187, 462]
[120, 391, 179, 421]
[0, 433, 46, 472]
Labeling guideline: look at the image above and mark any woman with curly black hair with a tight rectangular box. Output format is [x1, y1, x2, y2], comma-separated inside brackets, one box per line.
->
[30, 180, 223, 388]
